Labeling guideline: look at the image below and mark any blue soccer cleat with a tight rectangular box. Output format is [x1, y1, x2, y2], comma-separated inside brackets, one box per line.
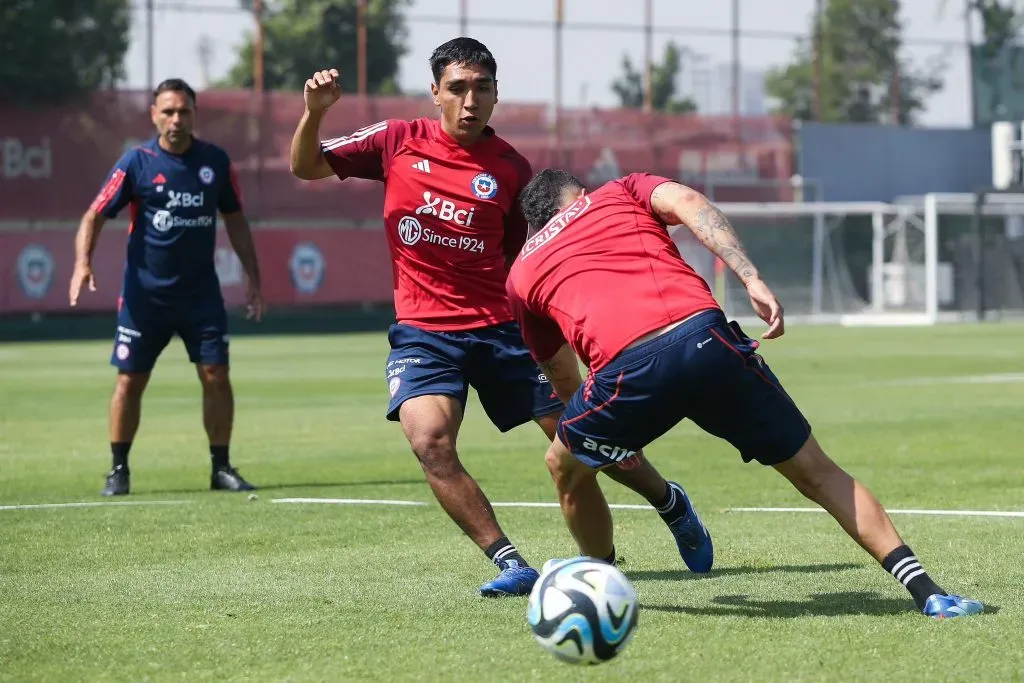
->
[923, 594, 984, 619]
[665, 481, 714, 574]
[479, 560, 540, 597]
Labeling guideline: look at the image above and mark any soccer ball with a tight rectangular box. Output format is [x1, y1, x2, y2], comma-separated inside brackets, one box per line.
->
[527, 557, 639, 665]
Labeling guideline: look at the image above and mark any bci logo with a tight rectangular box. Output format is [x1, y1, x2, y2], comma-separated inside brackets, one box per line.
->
[166, 190, 205, 209]
[1, 137, 52, 179]
[415, 192, 475, 226]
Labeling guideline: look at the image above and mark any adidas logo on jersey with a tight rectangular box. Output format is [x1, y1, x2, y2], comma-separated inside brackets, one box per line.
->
[412, 159, 431, 173]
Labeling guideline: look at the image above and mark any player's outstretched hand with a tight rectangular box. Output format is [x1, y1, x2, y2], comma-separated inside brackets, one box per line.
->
[745, 278, 784, 339]
[304, 69, 341, 113]
[246, 281, 264, 322]
[69, 261, 96, 306]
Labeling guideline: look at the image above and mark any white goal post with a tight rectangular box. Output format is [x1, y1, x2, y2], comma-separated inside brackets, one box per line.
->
[670, 193, 1024, 327]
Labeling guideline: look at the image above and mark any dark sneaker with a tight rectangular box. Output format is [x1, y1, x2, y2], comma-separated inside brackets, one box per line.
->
[211, 465, 256, 491]
[101, 465, 130, 497]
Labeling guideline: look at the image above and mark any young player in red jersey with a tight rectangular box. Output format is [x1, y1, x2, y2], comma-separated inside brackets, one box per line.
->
[289, 39, 712, 595]
[507, 169, 984, 619]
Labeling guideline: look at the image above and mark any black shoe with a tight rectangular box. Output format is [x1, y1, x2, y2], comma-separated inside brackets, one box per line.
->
[101, 465, 130, 496]
[211, 465, 256, 491]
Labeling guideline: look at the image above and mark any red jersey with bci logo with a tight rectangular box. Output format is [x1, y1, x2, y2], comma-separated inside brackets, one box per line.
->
[321, 117, 532, 331]
[507, 173, 722, 371]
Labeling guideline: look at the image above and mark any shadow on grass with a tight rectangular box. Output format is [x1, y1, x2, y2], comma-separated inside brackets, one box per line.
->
[644, 592, 1000, 619]
[626, 562, 863, 583]
[144, 478, 426, 495]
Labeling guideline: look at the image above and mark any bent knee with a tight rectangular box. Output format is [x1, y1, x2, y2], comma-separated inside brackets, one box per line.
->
[545, 442, 591, 494]
[115, 371, 149, 397]
[409, 431, 460, 476]
[198, 364, 230, 387]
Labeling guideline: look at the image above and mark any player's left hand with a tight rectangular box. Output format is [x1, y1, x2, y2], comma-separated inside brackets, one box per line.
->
[745, 278, 784, 339]
[246, 282, 264, 322]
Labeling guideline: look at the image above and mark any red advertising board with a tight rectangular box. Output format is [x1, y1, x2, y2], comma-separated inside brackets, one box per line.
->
[0, 91, 794, 316]
[0, 226, 393, 315]
[0, 90, 794, 223]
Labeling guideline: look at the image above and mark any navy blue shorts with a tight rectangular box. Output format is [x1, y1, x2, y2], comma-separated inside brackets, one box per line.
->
[385, 321, 564, 432]
[558, 309, 811, 469]
[110, 292, 229, 373]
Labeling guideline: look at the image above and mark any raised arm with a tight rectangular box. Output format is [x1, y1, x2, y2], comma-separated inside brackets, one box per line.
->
[649, 181, 785, 339]
[290, 69, 341, 180]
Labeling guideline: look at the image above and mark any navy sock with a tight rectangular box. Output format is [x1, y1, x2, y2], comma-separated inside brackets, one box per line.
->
[111, 442, 131, 470]
[210, 445, 229, 469]
[485, 536, 529, 569]
[882, 545, 946, 610]
[654, 483, 688, 525]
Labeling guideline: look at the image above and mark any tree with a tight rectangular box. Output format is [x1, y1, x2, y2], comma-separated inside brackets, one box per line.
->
[611, 42, 697, 114]
[944, 0, 1024, 122]
[0, 0, 130, 105]
[765, 0, 944, 125]
[224, 0, 411, 93]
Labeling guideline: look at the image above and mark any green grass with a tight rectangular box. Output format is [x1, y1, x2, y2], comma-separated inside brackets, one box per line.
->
[1, 324, 1023, 682]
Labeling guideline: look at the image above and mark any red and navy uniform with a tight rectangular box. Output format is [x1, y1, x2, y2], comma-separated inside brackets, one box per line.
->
[321, 118, 561, 429]
[91, 137, 242, 371]
[507, 173, 811, 468]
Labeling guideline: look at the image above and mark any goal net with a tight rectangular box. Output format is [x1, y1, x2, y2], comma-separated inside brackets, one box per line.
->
[671, 201, 939, 326]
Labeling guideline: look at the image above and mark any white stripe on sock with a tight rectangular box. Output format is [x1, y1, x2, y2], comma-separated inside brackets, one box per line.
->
[900, 568, 926, 586]
[890, 556, 917, 576]
[895, 560, 922, 583]
[493, 545, 517, 561]
[656, 487, 677, 514]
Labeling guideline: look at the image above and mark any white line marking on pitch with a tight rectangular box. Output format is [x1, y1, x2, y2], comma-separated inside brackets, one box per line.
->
[729, 507, 1024, 518]
[272, 497, 428, 507]
[271, 498, 1024, 518]
[494, 501, 652, 510]
[271, 498, 651, 510]
[874, 372, 1024, 387]
[0, 500, 191, 511]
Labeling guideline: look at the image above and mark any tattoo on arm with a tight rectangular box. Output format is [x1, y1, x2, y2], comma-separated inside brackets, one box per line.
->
[693, 204, 758, 284]
[649, 181, 759, 285]
[650, 187, 677, 224]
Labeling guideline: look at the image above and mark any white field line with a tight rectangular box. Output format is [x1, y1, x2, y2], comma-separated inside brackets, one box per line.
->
[728, 507, 1024, 518]
[271, 497, 428, 507]
[4, 498, 1020, 519]
[272, 498, 1024, 518]
[873, 372, 1024, 387]
[271, 497, 650, 510]
[0, 500, 191, 511]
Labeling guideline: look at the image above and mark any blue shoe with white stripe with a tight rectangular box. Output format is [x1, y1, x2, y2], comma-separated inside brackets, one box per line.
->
[479, 560, 540, 597]
[923, 594, 984, 619]
[665, 481, 714, 574]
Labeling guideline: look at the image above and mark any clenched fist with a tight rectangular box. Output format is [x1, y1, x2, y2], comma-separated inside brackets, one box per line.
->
[304, 69, 342, 113]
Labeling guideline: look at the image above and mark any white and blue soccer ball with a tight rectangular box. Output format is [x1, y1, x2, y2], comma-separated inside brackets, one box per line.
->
[527, 557, 639, 665]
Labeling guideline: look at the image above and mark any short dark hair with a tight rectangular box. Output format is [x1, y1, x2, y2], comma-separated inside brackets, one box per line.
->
[429, 37, 497, 84]
[520, 169, 587, 234]
[153, 78, 197, 106]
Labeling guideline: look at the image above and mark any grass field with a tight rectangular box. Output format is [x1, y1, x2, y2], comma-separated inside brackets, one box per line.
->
[1, 324, 1023, 682]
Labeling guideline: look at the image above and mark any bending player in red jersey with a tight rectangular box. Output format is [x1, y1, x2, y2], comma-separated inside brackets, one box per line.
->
[289, 38, 712, 595]
[507, 168, 984, 619]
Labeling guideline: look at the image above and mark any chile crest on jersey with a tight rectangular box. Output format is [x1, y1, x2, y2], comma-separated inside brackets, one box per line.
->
[470, 172, 499, 199]
[388, 149, 507, 258]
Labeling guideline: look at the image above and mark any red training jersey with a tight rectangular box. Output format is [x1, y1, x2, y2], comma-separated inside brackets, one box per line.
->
[507, 173, 721, 371]
[321, 118, 532, 331]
